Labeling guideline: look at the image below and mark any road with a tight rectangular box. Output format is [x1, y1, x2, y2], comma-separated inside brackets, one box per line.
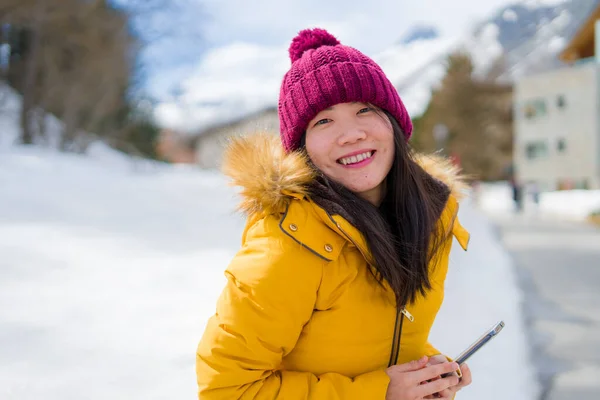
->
[493, 214, 600, 400]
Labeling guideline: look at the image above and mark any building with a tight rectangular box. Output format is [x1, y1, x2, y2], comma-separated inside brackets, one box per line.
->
[193, 107, 279, 169]
[155, 129, 197, 164]
[513, 5, 600, 190]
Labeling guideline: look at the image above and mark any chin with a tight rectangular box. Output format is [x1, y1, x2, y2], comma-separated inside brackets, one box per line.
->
[345, 182, 379, 193]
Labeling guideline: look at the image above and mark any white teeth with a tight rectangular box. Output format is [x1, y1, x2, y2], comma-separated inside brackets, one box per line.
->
[339, 151, 373, 165]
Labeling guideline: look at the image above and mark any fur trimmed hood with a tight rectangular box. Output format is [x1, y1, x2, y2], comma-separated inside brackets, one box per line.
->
[221, 132, 468, 217]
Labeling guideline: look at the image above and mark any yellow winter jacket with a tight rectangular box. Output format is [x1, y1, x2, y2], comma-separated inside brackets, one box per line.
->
[196, 133, 470, 399]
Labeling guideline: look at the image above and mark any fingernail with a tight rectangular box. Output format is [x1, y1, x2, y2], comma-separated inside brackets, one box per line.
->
[452, 362, 459, 369]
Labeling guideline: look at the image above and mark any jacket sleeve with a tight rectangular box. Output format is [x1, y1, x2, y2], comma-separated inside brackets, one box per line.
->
[423, 342, 442, 357]
[196, 217, 390, 399]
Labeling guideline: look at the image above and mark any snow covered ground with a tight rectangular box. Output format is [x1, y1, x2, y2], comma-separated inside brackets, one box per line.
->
[477, 181, 600, 221]
[0, 142, 539, 399]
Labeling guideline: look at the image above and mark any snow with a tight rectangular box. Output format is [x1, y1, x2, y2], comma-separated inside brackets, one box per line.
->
[465, 23, 504, 78]
[503, 9, 571, 80]
[0, 86, 540, 399]
[0, 83, 65, 150]
[521, 0, 568, 9]
[503, 9, 518, 22]
[477, 182, 600, 220]
[375, 36, 461, 117]
[547, 36, 567, 53]
[0, 146, 242, 400]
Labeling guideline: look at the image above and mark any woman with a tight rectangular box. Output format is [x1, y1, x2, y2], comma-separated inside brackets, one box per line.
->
[196, 28, 473, 399]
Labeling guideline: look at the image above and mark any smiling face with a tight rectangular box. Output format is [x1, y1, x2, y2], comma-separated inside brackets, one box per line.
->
[304, 102, 395, 206]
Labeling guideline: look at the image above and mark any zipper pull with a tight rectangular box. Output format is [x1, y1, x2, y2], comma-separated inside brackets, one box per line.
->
[401, 308, 415, 322]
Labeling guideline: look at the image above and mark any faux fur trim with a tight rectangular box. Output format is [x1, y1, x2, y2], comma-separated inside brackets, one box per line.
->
[221, 132, 468, 217]
[221, 132, 315, 216]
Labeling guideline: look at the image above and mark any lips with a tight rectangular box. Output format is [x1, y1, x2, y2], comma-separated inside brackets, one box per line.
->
[337, 151, 375, 166]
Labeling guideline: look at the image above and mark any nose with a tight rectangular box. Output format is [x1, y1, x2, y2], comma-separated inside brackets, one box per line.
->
[337, 126, 367, 146]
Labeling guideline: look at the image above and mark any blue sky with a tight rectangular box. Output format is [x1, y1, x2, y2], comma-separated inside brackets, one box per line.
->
[134, 0, 526, 132]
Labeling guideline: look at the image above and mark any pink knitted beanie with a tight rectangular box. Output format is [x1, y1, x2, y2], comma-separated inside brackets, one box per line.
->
[278, 28, 413, 152]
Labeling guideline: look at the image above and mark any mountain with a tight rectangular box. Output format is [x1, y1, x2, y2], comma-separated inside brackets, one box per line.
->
[474, 0, 599, 79]
[399, 25, 441, 45]
[383, 0, 600, 117]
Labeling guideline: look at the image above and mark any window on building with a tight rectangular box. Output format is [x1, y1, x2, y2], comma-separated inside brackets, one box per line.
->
[557, 95, 566, 109]
[523, 99, 547, 119]
[525, 141, 549, 160]
[557, 138, 567, 153]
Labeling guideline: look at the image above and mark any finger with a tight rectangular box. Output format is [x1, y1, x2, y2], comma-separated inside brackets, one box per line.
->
[426, 355, 446, 366]
[391, 356, 429, 373]
[425, 391, 452, 400]
[436, 388, 454, 398]
[456, 363, 473, 388]
[416, 375, 460, 398]
[412, 361, 459, 383]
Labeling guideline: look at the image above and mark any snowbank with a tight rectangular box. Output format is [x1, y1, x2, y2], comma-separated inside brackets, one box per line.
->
[478, 182, 600, 220]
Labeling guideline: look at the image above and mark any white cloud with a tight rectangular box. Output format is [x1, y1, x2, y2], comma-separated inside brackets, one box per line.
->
[155, 42, 288, 133]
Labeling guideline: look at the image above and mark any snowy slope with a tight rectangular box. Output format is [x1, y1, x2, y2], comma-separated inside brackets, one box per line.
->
[0, 83, 66, 150]
[0, 83, 159, 172]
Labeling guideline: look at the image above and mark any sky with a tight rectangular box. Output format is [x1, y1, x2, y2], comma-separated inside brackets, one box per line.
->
[139, 0, 542, 133]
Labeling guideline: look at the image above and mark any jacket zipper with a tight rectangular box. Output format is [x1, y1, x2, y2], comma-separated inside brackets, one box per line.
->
[322, 212, 417, 367]
[388, 307, 415, 366]
[388, 310, 403, 367]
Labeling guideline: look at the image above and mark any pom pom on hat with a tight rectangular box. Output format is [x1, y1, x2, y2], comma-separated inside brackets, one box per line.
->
[288, 28, 340, 63]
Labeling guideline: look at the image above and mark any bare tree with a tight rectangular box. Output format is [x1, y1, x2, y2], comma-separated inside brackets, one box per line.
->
[0, 0, 202, 156]
[1, 0, 135, 149]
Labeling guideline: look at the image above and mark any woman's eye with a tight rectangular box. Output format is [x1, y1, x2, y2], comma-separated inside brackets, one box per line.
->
[358, 107, 373, 114]
[314, 118, 330, 126]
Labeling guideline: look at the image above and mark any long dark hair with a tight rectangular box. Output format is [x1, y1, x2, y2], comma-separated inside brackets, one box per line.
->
[307, 110, 451, 307]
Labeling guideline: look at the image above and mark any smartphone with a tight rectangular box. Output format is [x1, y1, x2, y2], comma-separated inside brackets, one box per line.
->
[441, 321, 505, 377]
